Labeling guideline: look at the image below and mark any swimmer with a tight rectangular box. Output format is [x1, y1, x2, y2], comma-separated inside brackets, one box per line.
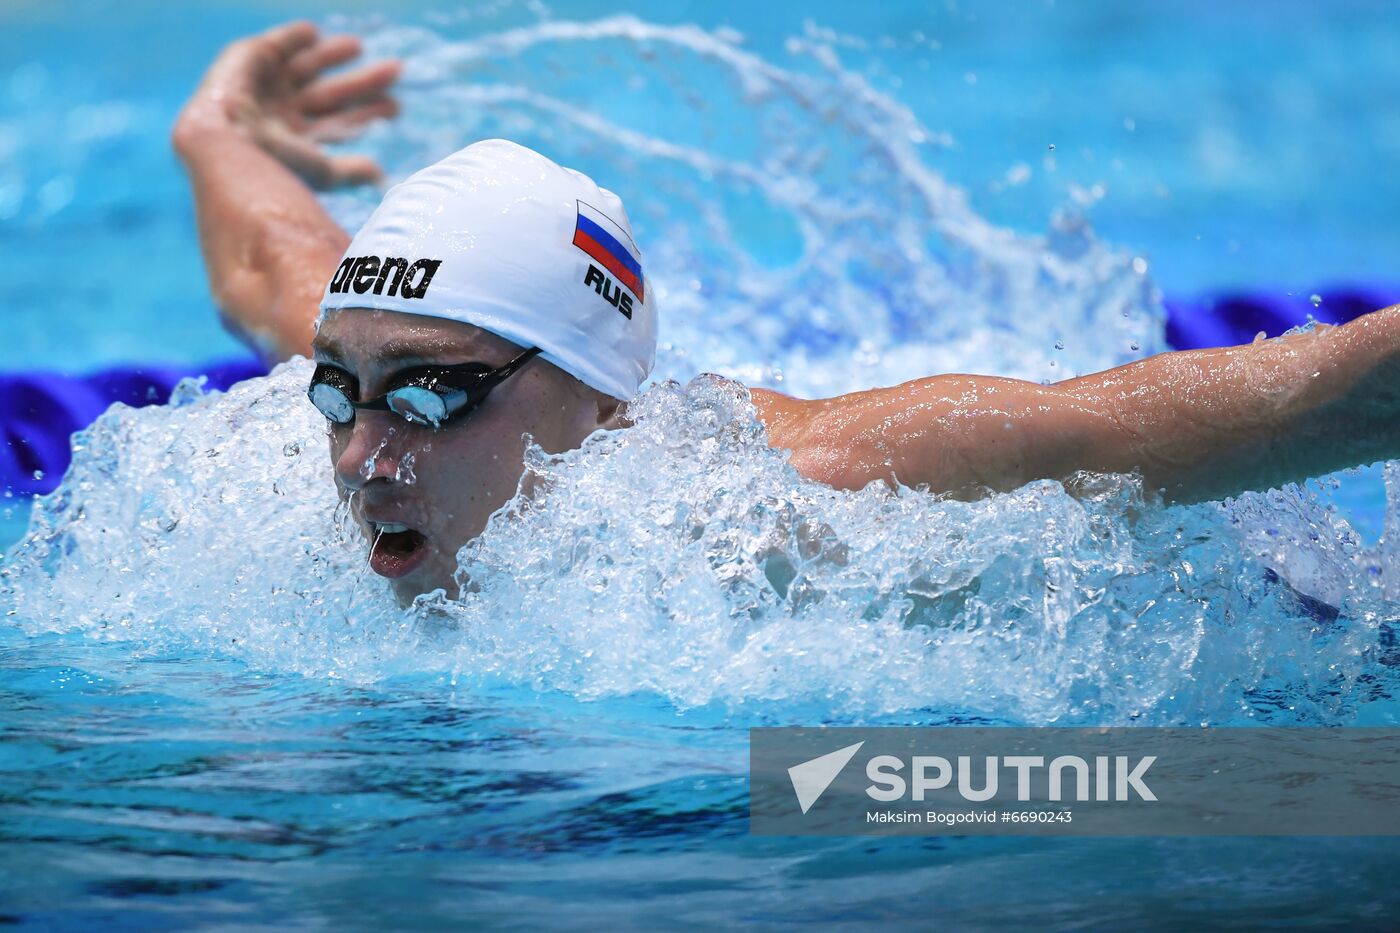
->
[174, 23, 1400, 603]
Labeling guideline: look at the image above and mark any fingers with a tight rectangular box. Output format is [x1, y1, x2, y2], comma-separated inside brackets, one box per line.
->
[298, 60, 402, 116]
[260, 21, 319, 59]
[308, 98, 400, 143]
[287, 34, 363, 85]
[327, 155, 385, 188]
[261, 124, 385, 191]
[258, 127, 335, 189]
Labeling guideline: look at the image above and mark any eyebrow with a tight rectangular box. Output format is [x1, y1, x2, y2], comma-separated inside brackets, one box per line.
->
[309, 336, 345, 362]
[311, 336, 489, 367]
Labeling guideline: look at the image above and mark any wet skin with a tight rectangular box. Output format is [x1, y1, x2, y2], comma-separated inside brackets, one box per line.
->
[313, 308, 620, 604]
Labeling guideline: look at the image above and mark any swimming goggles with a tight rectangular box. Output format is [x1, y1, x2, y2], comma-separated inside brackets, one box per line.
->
[307, 346, 542, 428]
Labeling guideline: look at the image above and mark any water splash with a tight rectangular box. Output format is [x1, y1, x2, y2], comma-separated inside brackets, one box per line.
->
[328, 15, 1163, 397]
[2, 361, 1396, 724]
[1, 366, 403, 676]
[3, 17, 1397, 726]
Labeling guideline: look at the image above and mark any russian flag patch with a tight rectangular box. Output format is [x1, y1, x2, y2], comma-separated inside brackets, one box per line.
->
[572, 201, 645, 304]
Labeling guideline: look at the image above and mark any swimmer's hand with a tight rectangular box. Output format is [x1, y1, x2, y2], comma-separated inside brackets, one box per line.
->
[174, 21, 401, 190]
[174, 22, 400, 360]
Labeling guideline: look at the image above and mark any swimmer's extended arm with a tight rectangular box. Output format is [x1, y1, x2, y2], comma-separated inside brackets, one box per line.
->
[172, 22, 399, 363]
[758, 304, 1400, 503]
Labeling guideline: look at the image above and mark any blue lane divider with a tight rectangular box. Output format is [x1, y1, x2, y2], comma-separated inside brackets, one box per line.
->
[2, 286, 1397, 497]
[2, 359, 265, 497]
[1163, 284, 1395, 352]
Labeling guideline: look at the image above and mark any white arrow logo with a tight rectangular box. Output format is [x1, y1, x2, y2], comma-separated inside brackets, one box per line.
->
[787, 741, 865, 814]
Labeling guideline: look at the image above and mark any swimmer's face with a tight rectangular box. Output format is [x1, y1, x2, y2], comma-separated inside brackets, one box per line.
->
[312, 308, 621, 604]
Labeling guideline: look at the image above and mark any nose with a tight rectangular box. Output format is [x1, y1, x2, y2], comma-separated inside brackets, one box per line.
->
[333, 412, 406, 493]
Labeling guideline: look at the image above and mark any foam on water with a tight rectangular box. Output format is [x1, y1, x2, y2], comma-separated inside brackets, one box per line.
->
[3, 17, 1398, 726]
[2, 360, 1397, 725]
[330, 15, 1164, 395]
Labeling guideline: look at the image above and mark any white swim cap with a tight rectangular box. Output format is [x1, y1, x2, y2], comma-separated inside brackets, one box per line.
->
[319, 139, 656, 401]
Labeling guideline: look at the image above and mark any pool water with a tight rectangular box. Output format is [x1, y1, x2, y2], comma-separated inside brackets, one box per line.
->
[4, 1, 1400, 927]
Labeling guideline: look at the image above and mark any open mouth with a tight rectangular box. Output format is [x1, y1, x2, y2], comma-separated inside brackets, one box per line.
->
[368, 522, 430, 579]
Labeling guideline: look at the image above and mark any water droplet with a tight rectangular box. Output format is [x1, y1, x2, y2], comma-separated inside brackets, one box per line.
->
[1047, 143, 1056, 151]
[283, 441, 301, 457]
[1054, 340, 1065, 350]
[1310, 293, 1322, 307]
[1131, 257, 1148, 275]
[397, 451, 418, 486]
[359, 439, 389, 480]
[1130, 342, 1140, 351]
[32, 470, 44, 481]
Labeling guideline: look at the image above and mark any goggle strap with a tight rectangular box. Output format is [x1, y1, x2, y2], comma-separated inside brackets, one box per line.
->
[495, 346, 544, 383]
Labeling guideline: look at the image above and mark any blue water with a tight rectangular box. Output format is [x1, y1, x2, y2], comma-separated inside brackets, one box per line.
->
[4, 1, 1400, 928]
